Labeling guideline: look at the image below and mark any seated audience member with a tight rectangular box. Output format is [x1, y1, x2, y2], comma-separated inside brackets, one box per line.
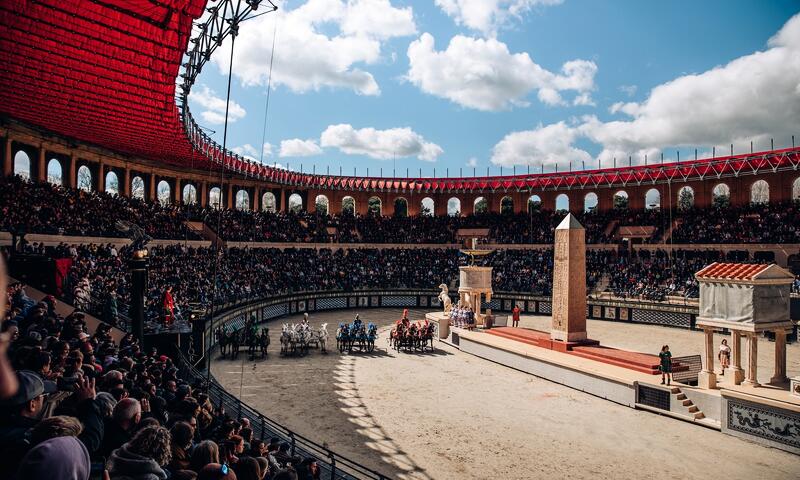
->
[0, 370, 57, 477]
[107, 425, 172, 480]
[15, 436, 91, 480]
[100, 397, 142, 458]
[190, 439, 220, 473]
[197, 463, 238, 480]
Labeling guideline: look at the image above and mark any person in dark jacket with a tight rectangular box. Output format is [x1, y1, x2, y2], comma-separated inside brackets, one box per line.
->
[99, 397, 141, 459]
[107, 425, 172, 480]
[0, 370, 56, 478]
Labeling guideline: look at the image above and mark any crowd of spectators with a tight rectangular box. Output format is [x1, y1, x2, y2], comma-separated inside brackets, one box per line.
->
[5, 239, 783, 332]
[1, 276, 318, 479]
[603, 249, 751, 301]
[6, 175, 800, 246]
[0, 176, 199, 240]
[671, 201, 800, 243]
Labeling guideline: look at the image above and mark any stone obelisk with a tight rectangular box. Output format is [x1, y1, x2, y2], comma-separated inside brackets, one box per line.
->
[551, 213, 587, 342]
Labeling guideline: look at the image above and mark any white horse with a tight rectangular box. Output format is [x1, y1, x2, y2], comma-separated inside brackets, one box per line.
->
[318, 323, 329, 353]
[280, 323, 293, 355]
[438, 283, 452, 315]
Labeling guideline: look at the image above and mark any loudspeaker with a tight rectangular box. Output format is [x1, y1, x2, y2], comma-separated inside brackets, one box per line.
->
[8, 254, 56, 294]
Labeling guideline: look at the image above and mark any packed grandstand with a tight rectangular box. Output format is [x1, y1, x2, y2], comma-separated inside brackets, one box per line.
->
[1, 1, 800, 480]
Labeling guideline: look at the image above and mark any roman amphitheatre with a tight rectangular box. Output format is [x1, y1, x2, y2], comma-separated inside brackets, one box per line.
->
[0, 2, 799, 480]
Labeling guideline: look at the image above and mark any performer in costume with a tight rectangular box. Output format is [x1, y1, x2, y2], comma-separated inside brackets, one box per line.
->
[162, 285, 175, 327]
[352, 313, 363, 332]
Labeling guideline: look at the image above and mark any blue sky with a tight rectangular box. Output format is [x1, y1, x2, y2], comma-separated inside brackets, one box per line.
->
[189, 0, 800, 177]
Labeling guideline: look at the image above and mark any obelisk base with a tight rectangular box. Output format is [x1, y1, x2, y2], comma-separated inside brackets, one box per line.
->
[551, 330, 588, 343]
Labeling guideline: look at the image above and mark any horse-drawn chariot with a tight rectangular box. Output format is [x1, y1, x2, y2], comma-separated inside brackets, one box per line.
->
[336, 316, 378, 353]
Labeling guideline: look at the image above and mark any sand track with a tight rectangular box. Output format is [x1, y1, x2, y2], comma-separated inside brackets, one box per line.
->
[211, 308, 799, 480]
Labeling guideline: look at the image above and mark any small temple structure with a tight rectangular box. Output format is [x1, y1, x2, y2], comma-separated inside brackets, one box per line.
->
[694, 262, 795, 388]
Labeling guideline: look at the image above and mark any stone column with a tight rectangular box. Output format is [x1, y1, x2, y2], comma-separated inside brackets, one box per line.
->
[226, 184, 233, 209]
[149, 174, 156, 202]
[68, 153, 77, 188]
[253, 186, 260, 212]
[174, 178, 182, 204]
[3, 136, 12, 177]
[200, 182, 208, 207]
[98, 161, 105, 192]
[698, 327, 717, 389]
[37, 147, 46, 182]
[743, 333, 760, 387]
[122, 167, 131, 197]
[770, 330, 788, 384]
[728, 330, 745, 385]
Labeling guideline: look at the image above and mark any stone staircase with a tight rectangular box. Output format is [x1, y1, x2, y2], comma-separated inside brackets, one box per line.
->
[184, 220, 223, 246]
[671, 386, 704, 420]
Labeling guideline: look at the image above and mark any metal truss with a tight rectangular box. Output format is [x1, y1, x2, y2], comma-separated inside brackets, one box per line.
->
[178, 0, 276, 180]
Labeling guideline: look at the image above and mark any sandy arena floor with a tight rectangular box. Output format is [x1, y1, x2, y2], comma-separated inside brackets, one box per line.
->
[211, 308, 799, 480]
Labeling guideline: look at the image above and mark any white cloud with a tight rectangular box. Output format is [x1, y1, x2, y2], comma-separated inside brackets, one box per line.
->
[491, 121, 591, 169]
[189, 85, 246, 125]
[466, 157, 478, 167]
[232, 143, 272, 161]
[320, 124, 443, 161]
[492, 13, 800, 167]
[214, 0, 416, 96]
[618, 84, 637, 97]
[572, 92, 595, 107]
[435, 0, 563, 37]
[406, 33, 597, 111]
[582, 13, 800, 154]
[537, 88, 564, 106]
[279, 139, 323, 157]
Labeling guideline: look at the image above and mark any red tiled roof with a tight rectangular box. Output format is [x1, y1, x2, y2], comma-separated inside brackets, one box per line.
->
[695, 262, 771, 280]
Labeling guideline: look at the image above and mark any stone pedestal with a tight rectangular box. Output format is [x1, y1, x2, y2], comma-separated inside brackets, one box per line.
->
[425, 312, 449, 339]
[699, 371, 717, 389]
[790, 376, 800, 398]
[550, 214, 587, 342]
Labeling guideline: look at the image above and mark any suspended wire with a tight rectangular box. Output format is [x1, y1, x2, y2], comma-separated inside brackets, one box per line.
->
[207, 25, 238, 387]
[259, 14, 278, 166]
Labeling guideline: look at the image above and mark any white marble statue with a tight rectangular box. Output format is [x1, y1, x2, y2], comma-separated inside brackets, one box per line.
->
[438, 283, 452, 316]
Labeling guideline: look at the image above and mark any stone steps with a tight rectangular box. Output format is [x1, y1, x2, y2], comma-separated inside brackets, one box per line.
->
[670, 386, 705, 420]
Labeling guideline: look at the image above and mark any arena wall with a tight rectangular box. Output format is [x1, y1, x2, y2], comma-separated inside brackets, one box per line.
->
[4, 122, 800, 215]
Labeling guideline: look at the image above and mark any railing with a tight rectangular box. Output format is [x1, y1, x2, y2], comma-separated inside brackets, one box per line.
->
[174, 349, 389, 480]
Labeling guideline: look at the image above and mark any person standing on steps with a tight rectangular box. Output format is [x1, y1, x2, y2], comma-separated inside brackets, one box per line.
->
[659, 345, 672, 385]
[512, 304, 521, 328]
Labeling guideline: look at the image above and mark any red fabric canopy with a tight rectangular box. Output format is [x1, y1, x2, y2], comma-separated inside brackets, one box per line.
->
[0, 0, 208, 167]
